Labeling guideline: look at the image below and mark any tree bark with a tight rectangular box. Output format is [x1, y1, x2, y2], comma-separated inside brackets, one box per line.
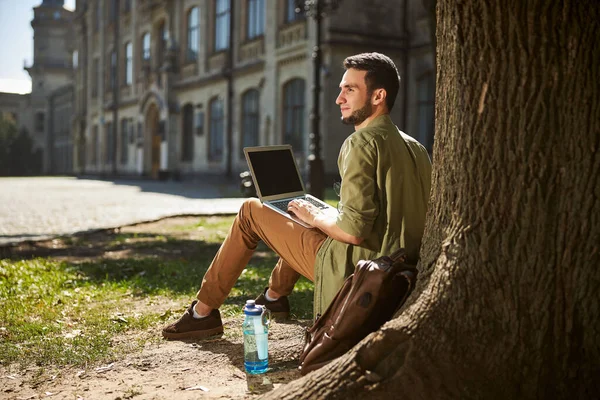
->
[263, 0, 600, 399]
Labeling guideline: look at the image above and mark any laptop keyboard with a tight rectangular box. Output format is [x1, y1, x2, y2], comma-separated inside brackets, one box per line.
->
[270, 197, 329, 212]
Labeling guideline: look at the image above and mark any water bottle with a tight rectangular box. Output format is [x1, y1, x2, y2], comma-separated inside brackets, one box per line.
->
[243, 300, 270, 374]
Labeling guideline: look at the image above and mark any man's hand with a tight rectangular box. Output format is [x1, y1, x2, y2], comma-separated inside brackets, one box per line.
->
[288, 199, 364, 245]
[288, 199, 320, 227]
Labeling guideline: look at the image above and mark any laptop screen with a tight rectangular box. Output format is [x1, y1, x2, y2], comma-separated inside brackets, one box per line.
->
[246, 148, 304, 197]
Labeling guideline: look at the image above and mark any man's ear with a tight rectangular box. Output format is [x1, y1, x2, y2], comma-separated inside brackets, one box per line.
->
[371, 88, 387, 106]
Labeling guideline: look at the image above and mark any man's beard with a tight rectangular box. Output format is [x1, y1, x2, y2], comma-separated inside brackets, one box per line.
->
[341, 101, 372, 126]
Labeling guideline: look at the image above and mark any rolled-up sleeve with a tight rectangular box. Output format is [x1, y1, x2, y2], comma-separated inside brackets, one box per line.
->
[336, 139, 378, 238]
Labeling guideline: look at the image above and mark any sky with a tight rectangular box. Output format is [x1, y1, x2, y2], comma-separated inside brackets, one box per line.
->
[0, 0, 75, 94]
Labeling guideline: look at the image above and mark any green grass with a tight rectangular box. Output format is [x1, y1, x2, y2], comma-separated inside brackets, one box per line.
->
[0, 216, 314, 369]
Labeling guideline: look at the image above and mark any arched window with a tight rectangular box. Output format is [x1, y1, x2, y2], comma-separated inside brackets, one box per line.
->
[241, 89, 260, 155]
[283, 78, 305, 151]
[181, 104, 195, 162]
[187, 7, 199, 61]
[209, 97, 224, 161]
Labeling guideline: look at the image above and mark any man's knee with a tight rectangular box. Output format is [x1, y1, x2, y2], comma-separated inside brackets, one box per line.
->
[239, 197, 262, 219]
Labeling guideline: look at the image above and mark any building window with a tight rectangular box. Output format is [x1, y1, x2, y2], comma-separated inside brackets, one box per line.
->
[142, 32, 151, 61]
[91, 125, 98, 165]
[94, 0, 101, 32]
[285, 0, 304, 23]
[215, 0, 230, 51]
[120, 119, 129, 164]
[195, 111, 204, 136]
[417, 72, 435, 153]
[157, 21, 168, 65]
[108, 50, 116, 91]
[181, 104, 195, 162]
[247, 0, 264, 39]
[209, 97, 224, 161]
[105, 122, 114, 164]
[108, 0, 117, 22]
[283, 78, 305, 151]
[72, 50, 78, 69]
[241, 89, 260, 155]
[187, 7, 199, 61]
[35, 112, 45, 133]
[92, 58, 99, 97]
[124, 42, 132, 85]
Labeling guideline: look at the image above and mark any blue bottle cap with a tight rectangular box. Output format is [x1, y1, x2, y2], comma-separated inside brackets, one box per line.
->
[244, 300, 263, 315]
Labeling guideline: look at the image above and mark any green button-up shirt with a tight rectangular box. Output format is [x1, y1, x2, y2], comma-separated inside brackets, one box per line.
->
[313, 114, 432, 316]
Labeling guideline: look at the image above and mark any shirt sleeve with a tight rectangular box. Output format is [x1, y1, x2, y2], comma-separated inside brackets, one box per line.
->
[336, 138, 378, 238]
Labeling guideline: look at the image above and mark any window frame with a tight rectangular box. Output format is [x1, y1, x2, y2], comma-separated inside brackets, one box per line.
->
[91, 125, 99, 166]
[94, 0, 101, 32]
[186, 7, 200, 62]
[181, 103, 195, 162]
[241, 89, 260, 156]
[105, 121, 114, 164]
[124, 42, 133, 85]
[142, 32, 151, 62]
[214, 0, 231, 52]
[283, 78, 306, 151]
[208, 97, 225, 161]
[247, 0, 265, 40]
[109, 49, 117, 91]
[120, 118, 129, 164]
[285, 0, 305, 23]
[92, 58, 99, 97]
[156, 21, 168, 65]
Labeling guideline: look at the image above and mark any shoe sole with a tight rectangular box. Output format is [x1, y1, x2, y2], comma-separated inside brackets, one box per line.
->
[162, 326, 224, 340]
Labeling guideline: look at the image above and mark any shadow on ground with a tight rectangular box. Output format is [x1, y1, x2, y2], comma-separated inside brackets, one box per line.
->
[0, 219, 314, 318]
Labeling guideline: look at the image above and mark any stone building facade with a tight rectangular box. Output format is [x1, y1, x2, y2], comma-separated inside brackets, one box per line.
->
[0, 0, 434, 179]
[70, 0, 435, 181]
[0, 0, 75, 175]
[28, 0, 76, 173]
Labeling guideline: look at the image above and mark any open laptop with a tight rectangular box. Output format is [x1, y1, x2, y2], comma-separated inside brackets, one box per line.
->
[244, 145, 338, 228]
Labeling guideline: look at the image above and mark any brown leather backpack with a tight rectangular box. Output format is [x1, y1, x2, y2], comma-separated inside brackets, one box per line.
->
[298, 249, 417, 375]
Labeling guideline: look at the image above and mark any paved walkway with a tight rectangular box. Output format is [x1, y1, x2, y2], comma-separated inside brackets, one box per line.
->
[0, 177, 247, 246]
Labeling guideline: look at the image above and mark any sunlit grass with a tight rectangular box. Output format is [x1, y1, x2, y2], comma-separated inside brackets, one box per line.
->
[0, 216, 314, 369]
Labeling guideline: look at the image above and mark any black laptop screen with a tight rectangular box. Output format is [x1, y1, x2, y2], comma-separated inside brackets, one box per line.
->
[247, 149, 304, 197]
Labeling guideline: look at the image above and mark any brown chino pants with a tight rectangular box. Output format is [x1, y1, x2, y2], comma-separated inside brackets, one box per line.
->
[196, 198, 328, 309]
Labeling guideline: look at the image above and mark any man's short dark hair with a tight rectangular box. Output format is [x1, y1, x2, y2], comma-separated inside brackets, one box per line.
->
[343, 52, 401, 111]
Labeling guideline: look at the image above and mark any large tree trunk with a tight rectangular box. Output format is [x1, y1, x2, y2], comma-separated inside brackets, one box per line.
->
[264, 1, 599, 399]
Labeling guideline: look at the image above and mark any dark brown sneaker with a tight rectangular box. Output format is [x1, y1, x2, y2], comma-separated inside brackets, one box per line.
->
[255, 287, 290, 319]
[162, 301, 224, 340]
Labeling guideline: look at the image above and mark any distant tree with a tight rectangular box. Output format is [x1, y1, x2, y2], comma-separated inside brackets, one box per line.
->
[0, 116, 18, 176]
[9, 128, 38, 176]
[263, 1, 599, 399]
[0, 117, 41, 176]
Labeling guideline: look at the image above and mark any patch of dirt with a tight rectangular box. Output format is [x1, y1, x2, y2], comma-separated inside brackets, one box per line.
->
[0, 216, 310, 400]
[1, 319, 307, 400]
